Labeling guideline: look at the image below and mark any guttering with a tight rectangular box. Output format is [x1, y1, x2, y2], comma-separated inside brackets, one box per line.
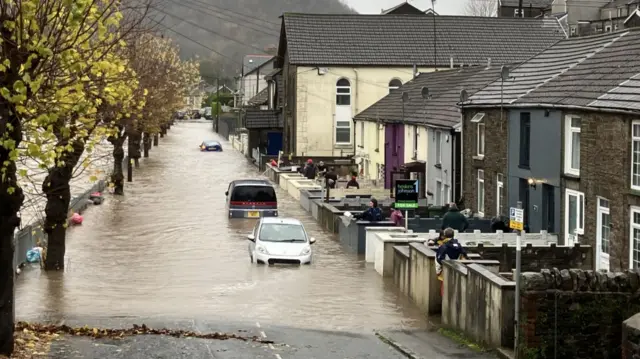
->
[355, 116, 454, 130]
[458, 102, 640, 116]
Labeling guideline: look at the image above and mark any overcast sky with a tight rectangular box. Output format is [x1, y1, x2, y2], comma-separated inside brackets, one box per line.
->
[344, 0, 466, 15]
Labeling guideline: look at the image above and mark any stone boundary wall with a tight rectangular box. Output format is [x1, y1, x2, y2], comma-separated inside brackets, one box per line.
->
[519, 268, 640, 359]
[470, 243, 592, 272]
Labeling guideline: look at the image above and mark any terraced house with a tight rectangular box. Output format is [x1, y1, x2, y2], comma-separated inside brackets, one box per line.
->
[353, 66, 503, 203]
[461, 29, 640, 271]
[274, 12, 566, 169]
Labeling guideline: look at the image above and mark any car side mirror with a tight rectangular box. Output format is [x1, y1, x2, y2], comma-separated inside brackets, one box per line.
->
[309, 237, 316, 244]
[225, 191, 229, 196]
[247, 234, 255, 241]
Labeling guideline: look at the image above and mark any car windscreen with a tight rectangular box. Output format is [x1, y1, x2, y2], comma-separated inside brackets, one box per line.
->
[259, 223, 306, 242]
[230, 185, 276, 203]
[204, 141, 220, 147]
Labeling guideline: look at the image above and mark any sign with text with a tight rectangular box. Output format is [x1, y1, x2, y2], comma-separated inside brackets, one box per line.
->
[394, 179, 419, 209]
[509, 207, 524, 231]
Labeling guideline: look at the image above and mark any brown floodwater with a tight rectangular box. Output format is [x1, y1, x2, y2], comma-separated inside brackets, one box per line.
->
[15, 121, 427, 332]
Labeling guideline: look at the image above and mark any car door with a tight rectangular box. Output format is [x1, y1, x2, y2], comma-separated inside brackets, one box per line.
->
[248, 221, 259, 255]
[225, 183, 233, 208]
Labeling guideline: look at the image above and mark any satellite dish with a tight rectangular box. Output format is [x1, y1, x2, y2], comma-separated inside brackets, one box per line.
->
[421, 87, 430, 99]
[500, 65, 510, 80]
[460, 89, 469, 103]
[402, 91, 409, 102]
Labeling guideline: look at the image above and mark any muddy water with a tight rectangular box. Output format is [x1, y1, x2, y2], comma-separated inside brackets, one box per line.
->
[15, 122, 427, 332]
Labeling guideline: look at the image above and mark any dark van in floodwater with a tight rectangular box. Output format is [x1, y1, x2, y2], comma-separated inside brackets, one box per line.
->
[226, 179, 278, 218]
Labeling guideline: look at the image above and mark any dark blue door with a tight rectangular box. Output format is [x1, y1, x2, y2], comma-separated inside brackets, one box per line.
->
[267, 132, 283, 156]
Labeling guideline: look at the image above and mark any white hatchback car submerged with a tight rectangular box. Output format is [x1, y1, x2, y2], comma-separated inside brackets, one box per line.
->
[247, 217, 316, 265]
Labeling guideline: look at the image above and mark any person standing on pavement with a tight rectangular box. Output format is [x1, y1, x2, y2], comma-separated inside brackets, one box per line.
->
[390, 203, 404, 227]
[317, 161, 327, 174]
[441, 203, 469, 233]
[346, 175, 360, 189]
[302, 159, 317, 180]
[324, 166, 338, 188]
[353, 198, 384, 222]
[435, 227, 468, 296]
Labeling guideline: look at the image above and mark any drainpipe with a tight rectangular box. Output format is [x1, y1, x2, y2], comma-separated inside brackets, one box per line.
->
[353, 68, 359, 158]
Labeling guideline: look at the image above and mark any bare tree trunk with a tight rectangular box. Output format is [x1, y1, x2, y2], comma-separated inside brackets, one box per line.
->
[0, 105, 25, 356]
[142, 132, 151, 158]
[108, 129, 127, 195]
[43, 140, 84, 271]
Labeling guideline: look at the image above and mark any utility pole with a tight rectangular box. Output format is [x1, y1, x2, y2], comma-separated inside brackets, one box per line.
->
[518, 0, 524, 17]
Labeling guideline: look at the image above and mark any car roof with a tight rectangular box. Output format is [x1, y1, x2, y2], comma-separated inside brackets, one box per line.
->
[230, 179, 272, 186]
[203, 140, 221, 144]
[260, 217, 303, 225]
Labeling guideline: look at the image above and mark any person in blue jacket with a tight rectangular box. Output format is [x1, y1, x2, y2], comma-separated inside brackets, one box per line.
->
[354, 198, 383, 222]
[435, 228, 468, 295]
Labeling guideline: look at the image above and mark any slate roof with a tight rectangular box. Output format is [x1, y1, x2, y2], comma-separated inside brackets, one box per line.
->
[247, 87, 268, 106]
[243, 55, 274, 75]
[465, 29, 640, 113]
[517, 29, 640, 111]
[465, 31, 626, 105]
[381, 2, 425, 14]
[280, 13, 566, 66]
[245, 109, 282, 129]
[500, 0, 553, 8]
[354, 66, 504, 128]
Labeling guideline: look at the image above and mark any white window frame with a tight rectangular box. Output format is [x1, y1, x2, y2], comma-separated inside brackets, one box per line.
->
[596, 197, 610, 271]
[436, 179, 443, 206]
[471, 113, 485, 158]
[630, 206, 640, 269]
[570, 26, 577, 35]
[564, 115, 581, 176]
[497, 173, 504, 216]
[514, 8, 523, 17]
[631, 120, 640, 190]
[477, 170, 485, 217]
[335, 79, 352, 144]
[564, 189, 585, 241]
[605, 25, 612, 32]
[443, 183, 450, 205]
[435, 130, 442, 163]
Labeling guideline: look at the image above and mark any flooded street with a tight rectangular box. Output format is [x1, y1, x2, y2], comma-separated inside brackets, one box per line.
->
[15, 121, 427, 333]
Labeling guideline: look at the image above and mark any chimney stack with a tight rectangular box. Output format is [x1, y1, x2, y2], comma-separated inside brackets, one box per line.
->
[486, 58, 492, 69]
[450, 57, 454, 69]
[413, 64, 418, 79]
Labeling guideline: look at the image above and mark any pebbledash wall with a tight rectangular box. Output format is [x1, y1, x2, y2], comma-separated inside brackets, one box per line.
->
[12, 179, 107, 270]
[518, 268, 640, 359]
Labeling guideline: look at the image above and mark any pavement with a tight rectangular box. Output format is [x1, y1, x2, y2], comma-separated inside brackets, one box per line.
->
[19, 316, 499, 358]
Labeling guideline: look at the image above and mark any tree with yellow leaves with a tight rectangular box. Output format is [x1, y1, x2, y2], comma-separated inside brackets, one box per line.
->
[0, 0, 150, 354]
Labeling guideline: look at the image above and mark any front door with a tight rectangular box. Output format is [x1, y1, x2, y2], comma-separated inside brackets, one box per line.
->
[564, 189, 584, 246]
[596, 197, 611, 271]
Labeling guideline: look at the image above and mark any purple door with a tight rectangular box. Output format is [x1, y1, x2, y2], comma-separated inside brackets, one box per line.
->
[384, 124, 405, 188]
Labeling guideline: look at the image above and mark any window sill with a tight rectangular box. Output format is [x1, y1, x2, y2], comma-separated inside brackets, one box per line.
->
[563, 172, 580, 180]
[335, 144, 353, 148]
[357, 145, 364, 148]
[473, 155, 484, 161]
[434, 163, 442, 169]
[518, 165, 530, 170]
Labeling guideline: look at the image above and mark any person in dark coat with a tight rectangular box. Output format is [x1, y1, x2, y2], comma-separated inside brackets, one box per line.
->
[441, 203, 469, 232]
[324, 167, 338, 188]
[435, 227, 468, 296]
[354, 198, 383, 222]
[302, 159, 317, 180]
[346, 176, 360, 189]
[317, 161, 327, 174]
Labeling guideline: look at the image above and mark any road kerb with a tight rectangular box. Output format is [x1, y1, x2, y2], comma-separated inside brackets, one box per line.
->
[375, 332, 422, 359]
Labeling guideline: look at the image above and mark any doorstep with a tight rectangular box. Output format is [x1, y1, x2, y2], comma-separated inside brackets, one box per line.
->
[376, 329, 496, 359]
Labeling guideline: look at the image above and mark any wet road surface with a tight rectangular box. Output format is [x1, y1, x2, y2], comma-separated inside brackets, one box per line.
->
[15, 121, 427, 334]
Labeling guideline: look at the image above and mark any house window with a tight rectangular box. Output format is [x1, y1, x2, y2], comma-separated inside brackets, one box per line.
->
[605, 25, 612, 32]
[477, 170, 485, 216]
[375, 123, 381, 151]
[570, 26, 576, 35]
[335, 78, 351, 144]
[497, 173, 504, 216]
[519, 112, 531, 168]
[268, 81, 275, 109]
[630, 207, 640, 269]
[359, 121, 364, 147]
[435, 180, 442, 205]
[412, 125, 418, 158]
[388, 79, 402, 93]
[615, 24, 619, 31]
[444, 184, 450, 204]
[618, 7, 622, 17]
[631, 121, 640, 190]
[336, 78, 351, 106]
[471, 113, 485, 158]
[565, 189, 585, 245]
[435, 130, 442, 164]
[514, 8, 523, 17]
[564, 116, 581, 176]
